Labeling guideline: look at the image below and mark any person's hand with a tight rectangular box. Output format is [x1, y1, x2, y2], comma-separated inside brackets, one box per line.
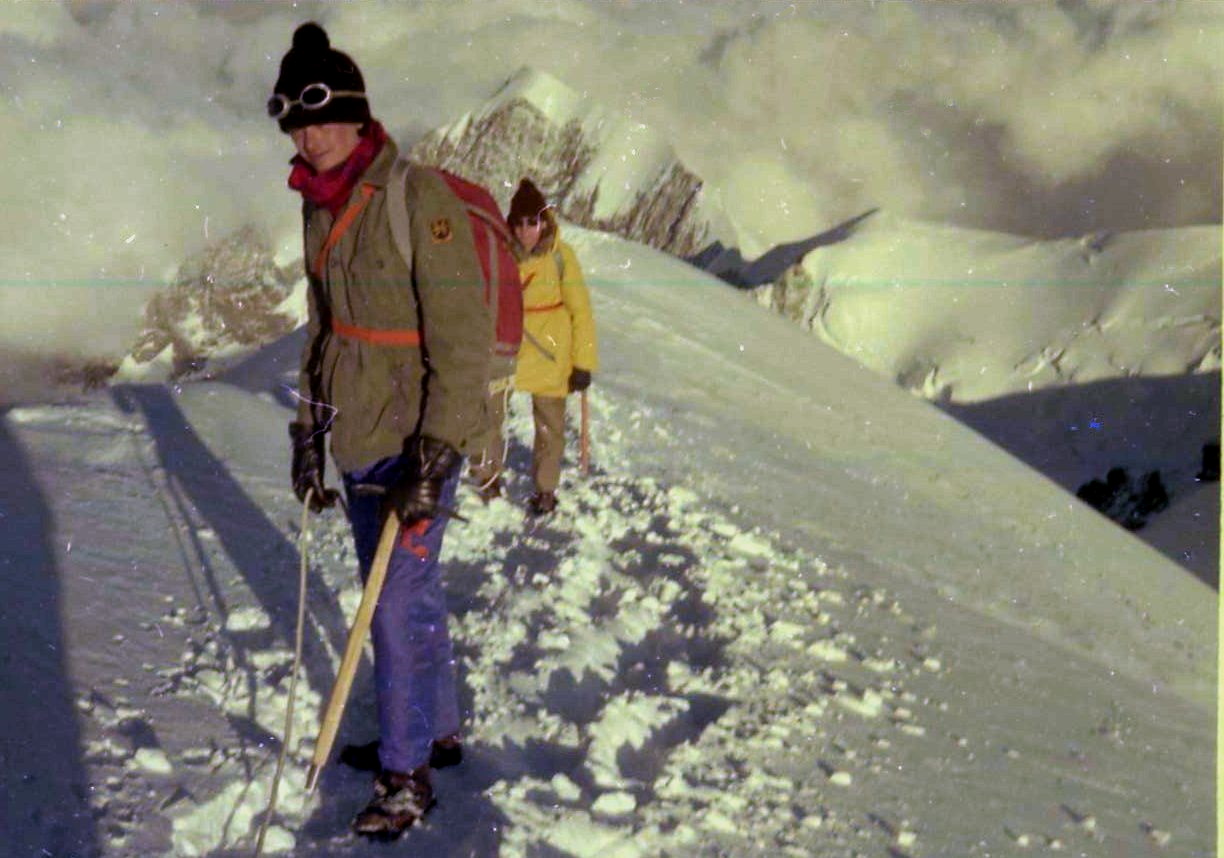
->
[289, 422, 339, 512]
[568, 368, 592, 393]
[385, 436, 461, 524]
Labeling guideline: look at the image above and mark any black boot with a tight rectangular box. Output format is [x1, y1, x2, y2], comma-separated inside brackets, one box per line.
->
[351, 766, 435, 840]
[528, 491, 557, 516]
[340, 735, 464, 772]
[429, 734, 464, 768]
[339, 740, 381, 772]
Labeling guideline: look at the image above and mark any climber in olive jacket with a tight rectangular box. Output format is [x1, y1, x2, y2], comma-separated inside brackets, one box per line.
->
[295, 139, 491, 470]
[273, 20, 489, 839]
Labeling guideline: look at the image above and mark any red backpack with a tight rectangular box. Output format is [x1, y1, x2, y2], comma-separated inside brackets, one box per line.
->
[388, 161, 523, 360]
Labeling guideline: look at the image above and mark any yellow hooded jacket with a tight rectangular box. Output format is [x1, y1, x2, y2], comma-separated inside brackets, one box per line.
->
[513, 215, 598, 397]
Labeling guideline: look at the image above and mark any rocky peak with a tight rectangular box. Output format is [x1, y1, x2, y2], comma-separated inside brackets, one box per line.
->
[410, 67, 730, 257]
[117, 224, 299, 381]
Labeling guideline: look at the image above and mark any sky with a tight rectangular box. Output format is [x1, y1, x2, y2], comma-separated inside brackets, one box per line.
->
[0, 0, 1220, 369]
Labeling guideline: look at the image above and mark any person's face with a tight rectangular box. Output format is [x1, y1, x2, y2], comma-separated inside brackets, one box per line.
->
[514, 216, 544, 252]
[289, 122, 363, 172]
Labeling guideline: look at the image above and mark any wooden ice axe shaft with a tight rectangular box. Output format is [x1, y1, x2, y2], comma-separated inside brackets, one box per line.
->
[305, 512, 399, 792]
[579, 390, 590, 476]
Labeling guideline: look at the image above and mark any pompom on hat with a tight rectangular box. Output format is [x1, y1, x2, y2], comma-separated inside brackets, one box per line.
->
[270, 22, 372, 132]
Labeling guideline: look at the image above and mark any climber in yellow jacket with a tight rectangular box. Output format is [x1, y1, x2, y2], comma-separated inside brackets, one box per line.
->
[488, 178, 598, 515]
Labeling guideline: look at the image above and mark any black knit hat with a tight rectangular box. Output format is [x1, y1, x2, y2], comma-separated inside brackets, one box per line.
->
[271, 22, 372, 132]
[508, 179, 550, 225]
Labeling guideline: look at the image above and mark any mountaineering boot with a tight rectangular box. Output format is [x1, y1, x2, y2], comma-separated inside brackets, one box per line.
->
[351, 765, 435, 840]
[430, 734, 464, 768]
[338, 740, 381, 772]
[528, 491, 557, 516]
[340, 735, 464, 772]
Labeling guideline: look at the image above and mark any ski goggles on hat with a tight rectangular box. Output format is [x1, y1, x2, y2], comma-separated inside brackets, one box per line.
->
[266, 83, 367, 120]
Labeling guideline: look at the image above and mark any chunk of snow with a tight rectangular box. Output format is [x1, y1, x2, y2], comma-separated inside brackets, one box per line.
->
[132, 747, 173, 774]
[591, 791, 636, 817]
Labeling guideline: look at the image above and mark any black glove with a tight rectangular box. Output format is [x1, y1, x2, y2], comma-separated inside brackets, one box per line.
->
[385, 436, 461, 524]
[568, 368, 592, 393]
[289, 422, 339, 512]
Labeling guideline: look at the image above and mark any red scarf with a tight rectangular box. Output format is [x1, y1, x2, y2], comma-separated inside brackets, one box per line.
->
[288, 120, 388, 215]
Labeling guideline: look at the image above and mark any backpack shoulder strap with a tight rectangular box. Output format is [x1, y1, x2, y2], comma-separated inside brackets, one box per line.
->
[387, 158, 415, 269]
[553, 245, 566, 282]
[467, 203, 515, 246]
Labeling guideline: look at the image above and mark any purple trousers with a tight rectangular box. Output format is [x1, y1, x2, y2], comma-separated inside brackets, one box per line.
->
[343, 455, 461, 773]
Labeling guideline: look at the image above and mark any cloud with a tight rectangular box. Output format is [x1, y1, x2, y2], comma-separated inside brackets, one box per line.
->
[0, 2, 304, 359]
[651, 1, 1222, 243]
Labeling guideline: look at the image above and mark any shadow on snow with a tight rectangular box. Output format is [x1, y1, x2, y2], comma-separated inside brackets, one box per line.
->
[0, 410, 100, 857]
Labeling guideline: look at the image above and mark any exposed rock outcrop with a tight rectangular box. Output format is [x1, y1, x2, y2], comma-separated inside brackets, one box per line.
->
[118, 224, 299, 381]
[410, 67, 730, 257]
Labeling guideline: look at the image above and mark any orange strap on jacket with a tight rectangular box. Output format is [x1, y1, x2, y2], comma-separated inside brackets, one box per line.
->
[312, 184, 377, 279]
[525, 301, 564, 314]
[332, 319, 421, 347]
[314, 183, 419, 348]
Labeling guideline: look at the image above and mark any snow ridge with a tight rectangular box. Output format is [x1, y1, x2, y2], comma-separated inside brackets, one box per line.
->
[754, 213, 1221, 404]
[8, 225, 1210, 858]
[130, 399, 971, 857]
[35, 382, 1198, 857]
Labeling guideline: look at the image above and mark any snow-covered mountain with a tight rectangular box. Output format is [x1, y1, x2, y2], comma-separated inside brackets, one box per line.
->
[755, 212, 1221, 403]
[410, 67, 732, 257]
[3, 225, 1212, 858]
[114, 225, 303, 383]
[748, 212, 1221, 579]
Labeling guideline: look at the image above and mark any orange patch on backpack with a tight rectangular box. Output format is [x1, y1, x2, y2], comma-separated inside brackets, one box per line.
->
[429, 218, 453, 244]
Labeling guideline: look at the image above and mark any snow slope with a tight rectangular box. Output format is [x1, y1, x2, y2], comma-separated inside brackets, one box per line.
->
[753, 212, 1221, 581]
[1, 226, 1212, 857]
[943, 372, 1220, 586]
[757, 213, 1221, 404]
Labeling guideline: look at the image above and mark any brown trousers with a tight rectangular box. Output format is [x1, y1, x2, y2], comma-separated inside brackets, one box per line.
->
[470, 388, 568, 495]
[530, 395, 567, 494]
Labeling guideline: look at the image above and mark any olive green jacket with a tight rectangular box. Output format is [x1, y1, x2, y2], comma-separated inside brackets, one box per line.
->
[296, 141, 492, 473]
